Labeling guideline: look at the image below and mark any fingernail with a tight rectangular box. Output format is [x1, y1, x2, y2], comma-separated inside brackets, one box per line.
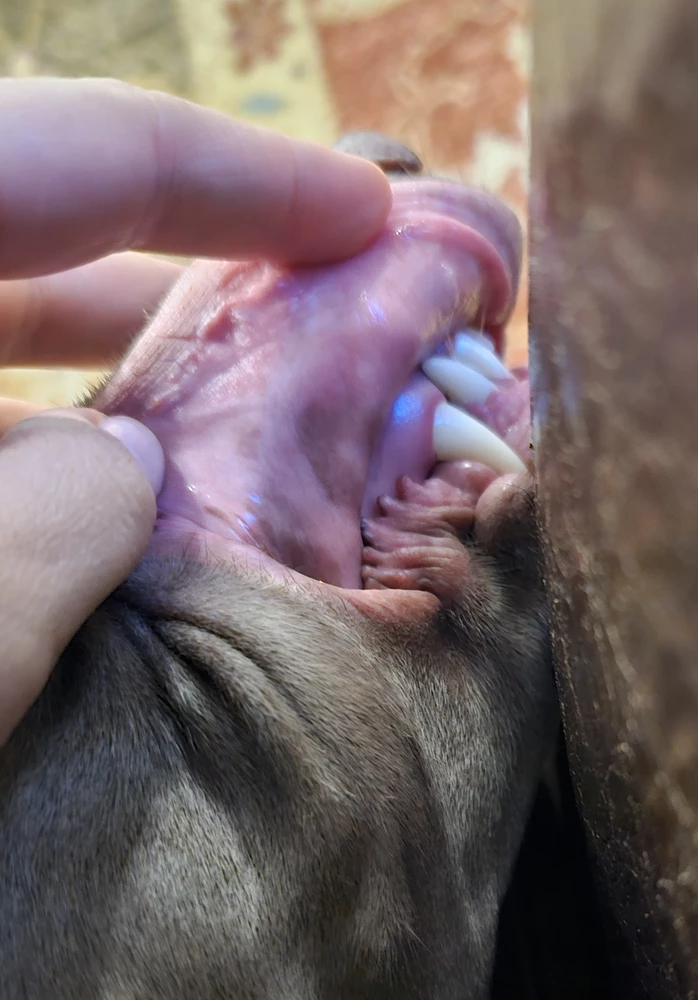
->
[100, 416, 165, 496]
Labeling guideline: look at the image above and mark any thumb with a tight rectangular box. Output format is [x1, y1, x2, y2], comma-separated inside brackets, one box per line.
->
[0, 409, 164, 744]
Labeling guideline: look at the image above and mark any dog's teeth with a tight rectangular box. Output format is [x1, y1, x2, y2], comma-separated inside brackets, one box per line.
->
[422, 356, 496, 407]
[433, 402, 526, 474]
[453, 331, 513, 382]
[454, 328, 494, 351]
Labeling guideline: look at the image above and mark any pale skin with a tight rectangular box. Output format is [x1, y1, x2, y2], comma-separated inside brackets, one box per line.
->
[0, 77, 392, 745]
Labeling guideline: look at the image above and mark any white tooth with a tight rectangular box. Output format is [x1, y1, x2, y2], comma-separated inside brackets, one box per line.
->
[433, 402, 526, 474]
[423, 356, 496, 407]
[456, 328, 494, 351]
[454, 331, 514, 382]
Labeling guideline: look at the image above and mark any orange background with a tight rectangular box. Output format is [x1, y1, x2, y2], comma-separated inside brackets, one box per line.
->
[0, 0, 529, 406]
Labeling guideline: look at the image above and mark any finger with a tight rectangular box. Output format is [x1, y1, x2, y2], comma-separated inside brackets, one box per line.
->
[0, 398, 47, 435]
[0, 252, 182, 367]
[0, 77, 392, 279]
[0, 401, 102, 436]
[0, 411, 164, 744]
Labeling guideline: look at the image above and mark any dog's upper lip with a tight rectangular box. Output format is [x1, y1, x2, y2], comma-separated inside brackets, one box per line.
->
[385, 179, 523, 348]
[91, 175, 527, 589]
[389, 180, 523, 298]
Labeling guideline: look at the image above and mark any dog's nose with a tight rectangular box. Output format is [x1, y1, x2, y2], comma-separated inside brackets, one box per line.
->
[332, 131, 423, 176]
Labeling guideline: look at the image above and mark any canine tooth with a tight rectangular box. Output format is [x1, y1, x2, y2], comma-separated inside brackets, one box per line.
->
[423, 356, 496, 406]
[455, 328, 494, 350]
[454, 331, 514, 382]
[433, 402, 526, 474]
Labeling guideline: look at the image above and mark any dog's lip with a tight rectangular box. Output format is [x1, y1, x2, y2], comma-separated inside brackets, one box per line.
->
[388, 180, 523, 321]
[93, 176, 526, 590]
[370, 187, 521, 363]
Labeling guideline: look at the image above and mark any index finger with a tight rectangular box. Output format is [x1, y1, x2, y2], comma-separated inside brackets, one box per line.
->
[0, 78, 392, 280]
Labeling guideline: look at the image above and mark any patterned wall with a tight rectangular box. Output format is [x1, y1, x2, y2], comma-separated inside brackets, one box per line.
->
[0, 0, 529, 406]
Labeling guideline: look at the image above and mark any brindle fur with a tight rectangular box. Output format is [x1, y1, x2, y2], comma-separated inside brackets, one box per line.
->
[0, 478, 555, 999]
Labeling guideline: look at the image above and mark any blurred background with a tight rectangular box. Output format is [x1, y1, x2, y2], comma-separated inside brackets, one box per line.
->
[0, 0, 529, 406]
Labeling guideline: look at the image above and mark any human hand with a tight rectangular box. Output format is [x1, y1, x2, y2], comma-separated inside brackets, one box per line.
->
[0, 77, 392, 743]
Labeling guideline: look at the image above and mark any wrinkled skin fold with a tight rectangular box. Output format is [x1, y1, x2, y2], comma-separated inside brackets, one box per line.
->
[0, 486, 554, 998]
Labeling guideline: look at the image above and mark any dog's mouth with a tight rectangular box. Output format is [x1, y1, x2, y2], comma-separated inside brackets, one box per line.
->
[92, 141, 529, 592]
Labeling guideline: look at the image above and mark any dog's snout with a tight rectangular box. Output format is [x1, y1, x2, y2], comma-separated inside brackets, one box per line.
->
[333, 131, 423, 176]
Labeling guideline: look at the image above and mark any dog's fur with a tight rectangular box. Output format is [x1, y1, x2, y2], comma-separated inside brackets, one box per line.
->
[0, 476, 555, 999]
[531, 0, 698, 993]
